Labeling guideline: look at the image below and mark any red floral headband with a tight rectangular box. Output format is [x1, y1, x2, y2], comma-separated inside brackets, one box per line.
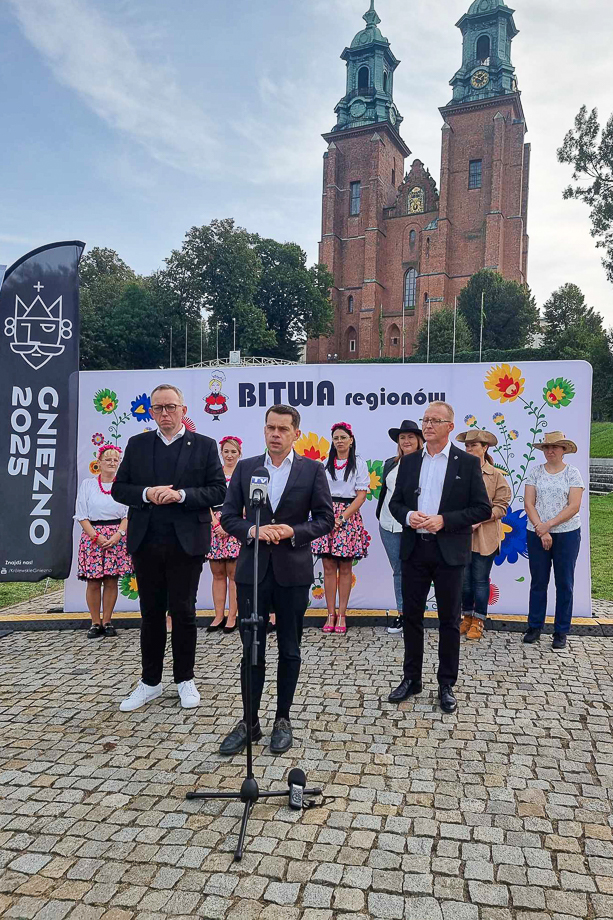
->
[220, 435, 243, 448]
[98, 443, 122, 459]
[331, 421, 353, 434]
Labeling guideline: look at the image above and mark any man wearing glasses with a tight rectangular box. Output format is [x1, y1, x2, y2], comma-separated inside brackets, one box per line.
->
[113, 384, 226, 712]
[389, 401, 491, 713]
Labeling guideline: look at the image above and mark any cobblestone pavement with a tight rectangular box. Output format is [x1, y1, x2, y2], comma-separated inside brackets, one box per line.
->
[1, 625, 613, 920]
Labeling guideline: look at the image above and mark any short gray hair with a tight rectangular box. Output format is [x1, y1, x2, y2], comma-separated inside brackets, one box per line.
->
[428, 400, 454, 420]
[151, 384, 185, 405]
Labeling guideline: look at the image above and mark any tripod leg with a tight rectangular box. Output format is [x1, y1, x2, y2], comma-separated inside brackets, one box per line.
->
[234, 800, 252, 862]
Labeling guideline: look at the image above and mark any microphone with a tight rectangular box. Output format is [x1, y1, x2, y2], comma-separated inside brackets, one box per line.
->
[249, 467, 270, 507]
[288, 768, 306, 810]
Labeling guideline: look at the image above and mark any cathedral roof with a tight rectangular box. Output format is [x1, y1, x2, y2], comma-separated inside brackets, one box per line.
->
[350, 1, 388, 48]
[466, 0, 513, 15]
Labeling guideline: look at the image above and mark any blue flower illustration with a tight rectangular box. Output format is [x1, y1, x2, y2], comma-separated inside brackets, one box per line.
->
[130, 393, 152, 422]
[495, 507, 528, 566]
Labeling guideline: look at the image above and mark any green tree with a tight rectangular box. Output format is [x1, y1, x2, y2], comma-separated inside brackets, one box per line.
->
[79, 248, 137, 369]
[558, 106, 613, 282]
[414, 305, 472, 357]
[542, 283, 605, 348]
[253, 239, 334, 361]
[457, 269, 539, 350]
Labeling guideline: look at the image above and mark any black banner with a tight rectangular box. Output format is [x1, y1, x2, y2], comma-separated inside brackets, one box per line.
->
[0, 241, 85, 582]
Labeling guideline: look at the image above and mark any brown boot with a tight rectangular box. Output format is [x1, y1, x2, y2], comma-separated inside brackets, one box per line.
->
[460, 615, 473, 636]
[467, 618, 484, 640]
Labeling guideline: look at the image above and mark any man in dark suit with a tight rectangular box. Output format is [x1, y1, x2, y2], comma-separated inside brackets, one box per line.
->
[219, 404, 334, 755]
[112, 384, 226, 713]
[389, 401, 491, 713]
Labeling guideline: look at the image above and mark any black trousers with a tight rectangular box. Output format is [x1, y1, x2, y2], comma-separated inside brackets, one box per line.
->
[401, 536, 464, 686]
[132, 536, 204, 686]
[237, 560, 310, 725]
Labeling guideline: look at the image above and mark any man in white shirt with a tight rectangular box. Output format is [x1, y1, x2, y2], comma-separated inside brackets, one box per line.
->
[220, 405, 334, 755]
[113, 384, 226, 713]
[389, 401, 491, 713]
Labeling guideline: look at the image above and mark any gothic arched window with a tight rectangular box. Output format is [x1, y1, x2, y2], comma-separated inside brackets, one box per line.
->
[409, 230, 416, 248]
[404, 269, 417, 310]
[408, 187, 425, 215]
[476, 35, 490, 63]
[358, 66, 369, 92]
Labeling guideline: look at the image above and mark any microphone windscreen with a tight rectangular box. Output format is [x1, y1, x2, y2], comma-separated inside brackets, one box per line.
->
[288, 768, 306, 787]
[252, 466, 270, 481]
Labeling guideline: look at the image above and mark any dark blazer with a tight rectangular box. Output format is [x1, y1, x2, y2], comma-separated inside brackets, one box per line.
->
[389, 443, 492, 566]
[375, 457, 399, 521]
[221, 453, 334, 587]
[112, 430, 226, 556]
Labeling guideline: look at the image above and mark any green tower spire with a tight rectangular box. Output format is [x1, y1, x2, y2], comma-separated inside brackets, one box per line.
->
[331, 1, 402, 134]
[449, 0, 519, 105]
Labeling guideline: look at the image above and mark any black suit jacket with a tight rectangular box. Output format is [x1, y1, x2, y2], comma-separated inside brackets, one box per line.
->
[389, 444, 492, 566]
[221, 453, 334, 587]
[375, 457, 398, 521]
[112, 430, 226, 556]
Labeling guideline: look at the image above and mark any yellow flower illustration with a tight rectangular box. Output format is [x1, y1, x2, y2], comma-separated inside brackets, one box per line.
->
[485, 364, 525, 403]
[493, 412, 505, 425]
[89, 460, 100, 475]
[295, 431, 330, 462]
[369, 468, 382, 493]
[312, 586, 325, 599]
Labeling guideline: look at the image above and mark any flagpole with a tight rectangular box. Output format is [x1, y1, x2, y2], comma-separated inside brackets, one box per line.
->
[216, 322, 219, 363]
[427, 297, 432, 364]
[479, 291, 485, 362]
[200, 318, 203, 365]
[452, 296, 457, 364]
[169, 326, 172, 369]
[185, 322, 188, 367]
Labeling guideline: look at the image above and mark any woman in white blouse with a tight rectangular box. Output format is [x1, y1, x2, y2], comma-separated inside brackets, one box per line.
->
[523, 431, 584, 650]
[375, 420, 424, 635]
[311, 422, 371, 634]
[75, 444, 131, 638]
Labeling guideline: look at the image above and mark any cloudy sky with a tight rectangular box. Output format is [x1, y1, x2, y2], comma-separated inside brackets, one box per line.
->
[1, 0, 612, 326]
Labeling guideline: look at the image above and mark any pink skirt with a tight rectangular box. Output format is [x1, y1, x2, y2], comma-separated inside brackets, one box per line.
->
[77, 525, 132, 581]
[207, 513, 241, 561]
[311, 501, 371, 560]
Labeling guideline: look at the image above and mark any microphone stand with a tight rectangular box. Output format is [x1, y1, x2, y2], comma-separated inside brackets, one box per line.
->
[186, 486, 321, 862]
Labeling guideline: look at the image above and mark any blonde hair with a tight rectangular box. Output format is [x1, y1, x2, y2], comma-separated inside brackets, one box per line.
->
[396, 432, 424, 461]
[428, 400, 454, 420]
[221, 438, 242, 455]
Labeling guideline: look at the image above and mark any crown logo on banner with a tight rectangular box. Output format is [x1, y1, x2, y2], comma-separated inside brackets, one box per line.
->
[4, 286, 73, 370]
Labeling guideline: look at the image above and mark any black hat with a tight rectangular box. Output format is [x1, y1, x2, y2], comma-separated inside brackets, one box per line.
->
[388, 419, 423, 443]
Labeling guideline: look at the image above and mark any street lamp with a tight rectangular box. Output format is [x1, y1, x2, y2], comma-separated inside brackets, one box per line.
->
[425, 296, 444, 363]
[327, 353, 339, 362]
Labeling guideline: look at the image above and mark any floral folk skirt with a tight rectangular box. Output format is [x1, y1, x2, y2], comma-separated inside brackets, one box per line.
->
[311, 501, 371, 560]
[207, 517, 241, 561]
[77, 525, 132, 581]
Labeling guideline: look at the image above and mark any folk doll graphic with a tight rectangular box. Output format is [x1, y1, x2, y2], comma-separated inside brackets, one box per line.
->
[204, 371, 228, 421]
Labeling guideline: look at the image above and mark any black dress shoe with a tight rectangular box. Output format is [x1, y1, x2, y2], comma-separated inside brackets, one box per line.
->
[87, 624, 104, 639]
[270, 718, 293, 754]
[523, 627, 541, 644]
[552, 632, 567, 650]
[222, 621, 238, 634]
[219, 720, 262, 755]
[438, 685, 457, 714]
[387, 679, 422, 703]
[102, 623, 117, 637]
[207, 618, 226, 633]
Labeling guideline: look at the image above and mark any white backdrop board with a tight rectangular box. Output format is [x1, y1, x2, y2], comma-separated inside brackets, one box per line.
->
[65, 361, 592, 616]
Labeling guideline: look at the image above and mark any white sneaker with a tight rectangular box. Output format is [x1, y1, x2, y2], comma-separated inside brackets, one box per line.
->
[177, 679, 200, 709]
[119, 680, 163, 712]
[387, 615, 404, 635]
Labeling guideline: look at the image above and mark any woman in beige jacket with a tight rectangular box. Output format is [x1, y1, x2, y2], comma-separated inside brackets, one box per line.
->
[457, 429, 511, 640]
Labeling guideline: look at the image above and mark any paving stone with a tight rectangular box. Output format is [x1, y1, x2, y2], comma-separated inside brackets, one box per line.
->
[545, 891, 588, 916]
[468, 881, 509, 906]
[404, 896, 444, 920]
[333, 887, 366, 912]
[441, 904, 479, 920]
[367, 892, 405, 919]
[9, 854, 52, 875]
[263, 883, 300, 906]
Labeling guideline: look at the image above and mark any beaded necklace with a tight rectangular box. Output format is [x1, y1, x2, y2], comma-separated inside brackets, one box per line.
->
[334, 457, 348, 471]
[97, 475, 115, 495]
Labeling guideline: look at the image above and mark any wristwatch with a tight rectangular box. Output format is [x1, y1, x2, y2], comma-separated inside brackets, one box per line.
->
[118, 528, 126, 537]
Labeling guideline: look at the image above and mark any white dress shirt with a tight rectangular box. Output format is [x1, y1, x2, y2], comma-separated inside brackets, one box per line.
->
[407, 440, 451, 531]
[379, 463, 402, 533]
[265, 449, 294, 512]
[142, 425, 187, 503]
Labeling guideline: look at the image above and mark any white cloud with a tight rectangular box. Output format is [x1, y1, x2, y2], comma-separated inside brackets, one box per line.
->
[6, 0, 219, 178]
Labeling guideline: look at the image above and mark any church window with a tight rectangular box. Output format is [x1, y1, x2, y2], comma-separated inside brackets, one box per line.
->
[409, 230, 416, 247]
[350, 181, 361, 215]
[383, 71, 388, 93]
[358, 66, 369, 92]
[349, 338, 356, 353]
[469, 159, 482, 189]
[476, 35, 490, 64]
[404, 268, 417, 310]
[408, 187, 425, 214]
[391, 337, 399, 346]
[347, 295, 354, 314]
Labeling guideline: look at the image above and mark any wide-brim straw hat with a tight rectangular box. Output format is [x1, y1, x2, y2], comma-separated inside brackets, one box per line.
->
[531, 431, 577, 454]
[388, 419, 423, 442]
[457, 429, 498, 448]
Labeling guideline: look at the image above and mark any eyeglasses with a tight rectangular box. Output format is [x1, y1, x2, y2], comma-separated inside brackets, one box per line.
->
[420, 417, 451, 427]
[100, 457, 120, 463]
[151, 404, 180, 415]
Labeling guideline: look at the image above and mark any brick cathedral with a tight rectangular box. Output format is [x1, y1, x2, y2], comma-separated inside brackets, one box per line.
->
[307, 0, 530, 363]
